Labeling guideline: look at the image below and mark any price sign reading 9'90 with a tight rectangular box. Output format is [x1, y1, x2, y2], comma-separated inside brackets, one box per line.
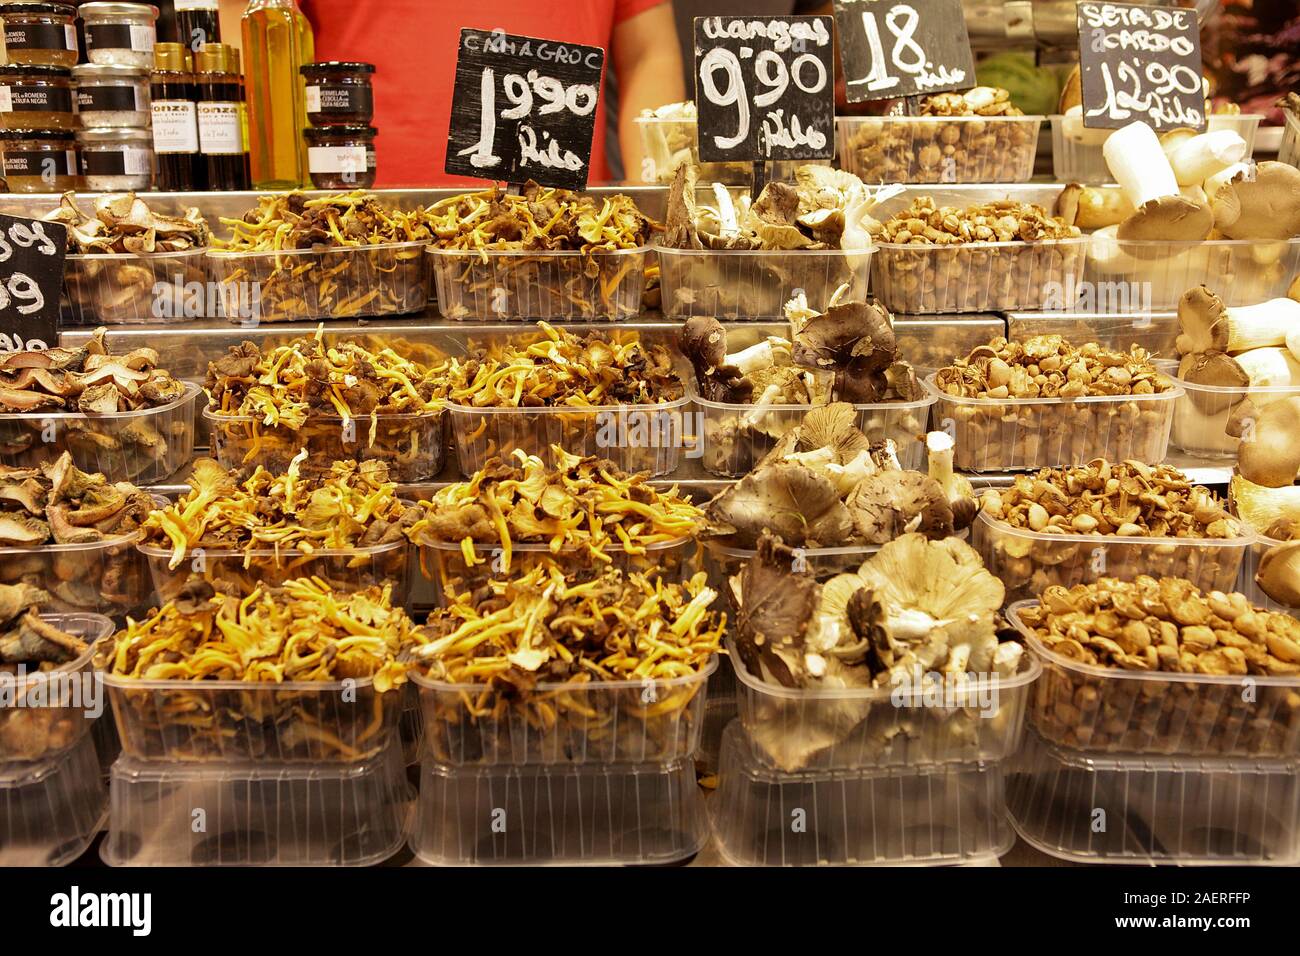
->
[693, 16, 835, 164]
[445, 29, 605, 190]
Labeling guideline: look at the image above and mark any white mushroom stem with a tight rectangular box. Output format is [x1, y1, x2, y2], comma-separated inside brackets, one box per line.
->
[1103, 121, 1179, 208]
[1216, 298, 1300, 354]
[1061, 105, 1112, 146]
[1236, 347, 1300, 388]
[725, 338, 789, 375]
[926, 430, 956, 486]
[1165, 131, 1248, 186]
[1088, 224, 1137, 274]
[741, 382, 783, 427]
[711, 182, 739, 237]
[1180, 183, 1208, 205]
[1205, 161, 1250, 198]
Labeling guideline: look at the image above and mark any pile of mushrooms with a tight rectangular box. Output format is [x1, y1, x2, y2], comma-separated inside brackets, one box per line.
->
[43, 192, 209, 255]
[0, 582, 88, 672]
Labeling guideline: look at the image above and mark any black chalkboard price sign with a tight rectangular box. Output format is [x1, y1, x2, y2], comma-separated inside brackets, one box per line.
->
[445, 28, 605, 191]
[0, 214, 67, 354]
[833, 0, 976, 103]
[1077, 1, 1206, 132]
[693, 15, 835, 164]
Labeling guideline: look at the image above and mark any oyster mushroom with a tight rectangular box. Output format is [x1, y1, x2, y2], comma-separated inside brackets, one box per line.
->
[845, 470, 953, 543]
[1256, 538, 1300, 607]
[1103, 121, 1213, 246]
[1210, 162, 1300, 241]
[1176, 285, 1300, 355]
[704, 459, 853, 549]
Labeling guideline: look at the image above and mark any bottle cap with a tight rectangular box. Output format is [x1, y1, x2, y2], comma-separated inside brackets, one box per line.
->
[195, 42, 236, 75]
[153, 42, 191, 73]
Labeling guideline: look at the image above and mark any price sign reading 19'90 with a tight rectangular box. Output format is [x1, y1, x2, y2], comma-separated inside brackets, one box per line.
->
[693, 16, 835, 164]
[833, 0, 975, 102]
[445, 28, 605, 190]
[1077, 1, 1206, 132]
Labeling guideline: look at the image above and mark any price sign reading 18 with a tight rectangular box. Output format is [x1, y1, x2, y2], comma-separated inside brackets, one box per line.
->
[834, 0, 975, 102]
[693, 16, 835, 164]
[445, 29, 604, 190]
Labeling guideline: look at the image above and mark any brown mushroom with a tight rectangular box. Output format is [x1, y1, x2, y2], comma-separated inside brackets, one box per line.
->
[1237, 396, 1300, 487]
[1211, 161, 1300, 240]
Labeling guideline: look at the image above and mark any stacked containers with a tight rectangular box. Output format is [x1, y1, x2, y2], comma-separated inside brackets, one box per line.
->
[0, 3, 78, 189]
[75, 3, 157, 190]
[299, 60, 374, 189]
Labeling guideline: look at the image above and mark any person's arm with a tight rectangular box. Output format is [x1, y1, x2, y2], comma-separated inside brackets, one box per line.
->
[613, 3, 685, 184]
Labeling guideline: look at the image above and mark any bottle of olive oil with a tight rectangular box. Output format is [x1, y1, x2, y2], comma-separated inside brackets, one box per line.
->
[241, 0, 314, 188]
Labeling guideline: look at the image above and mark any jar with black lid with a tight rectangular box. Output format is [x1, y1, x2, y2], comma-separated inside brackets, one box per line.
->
[0, 64, 74, 130]
[303, 124, 375, 189]
[301, 61, 373, 126]
[0, 3, 78, 67]
[0, 127, 77, 192]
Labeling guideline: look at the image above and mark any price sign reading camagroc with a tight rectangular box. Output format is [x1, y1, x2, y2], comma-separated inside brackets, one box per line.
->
[1077, 1, 1206, 132]
[0, 213, 66, 354]
[833, 0, 976, 102]
[445, 29, 604, 191]
[693, 16, 835, 164]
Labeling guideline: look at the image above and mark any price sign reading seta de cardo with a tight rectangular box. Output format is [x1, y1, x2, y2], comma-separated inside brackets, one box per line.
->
[1077, 1, 1206, 132]
[445, 28, 605, 190]
[833, 0, 976, 102]
[693, 15, 835, 164]
[0, 213, 67, 354]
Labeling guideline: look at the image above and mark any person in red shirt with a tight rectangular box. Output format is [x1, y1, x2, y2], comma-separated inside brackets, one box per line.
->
[219, 0, 685, 186]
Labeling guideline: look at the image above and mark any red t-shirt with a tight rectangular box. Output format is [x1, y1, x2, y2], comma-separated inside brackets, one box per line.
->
[300, 0, 664, 186]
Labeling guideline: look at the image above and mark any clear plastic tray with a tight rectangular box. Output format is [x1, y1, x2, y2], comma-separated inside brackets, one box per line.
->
[446, 395, 689, 478]
[0, 731, 105, 866]
[1007, 729, 1300, 865]
[0, 380, 198, 484]
[973, 509, 1250, 604]
[1169, 374, 1300, 459]
[429, 245, 649, 321]
[727, 638, 1039, 773]
[60, 249, 210, 325]
[711, 721, 1013, 866]
[411, 755, 706, 865]
[1281, 112, 1300, 169]
[204, 405, 445, 483]
[0, 534, 151, 620]
[657, 245, 873, 321]
[837, 115, 1042, 184]
[413, 654, 717, 766]
[103, 670, 403, 764]
[207, 240, 431, 324]
[1086, 237, 1300, 311]
[690, 382, 936, 478]
[872, 237, 1088, 314]
[0, 613, 115, 764]
[927, 373, 1179, 472]
[1050, 113, 1263, 184]
[1008, 601, 1300, 757]
[138, 539, 411, 607]
[102, 742, 411, 866]
[1239, 536, 1298, 614]
[1007, 311, 1179, 360]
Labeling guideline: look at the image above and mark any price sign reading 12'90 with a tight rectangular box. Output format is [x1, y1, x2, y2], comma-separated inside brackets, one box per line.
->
[693, 16, 835, 164]
[1077, 1, 1206, 131]
[833, 0, 976, 102]
[445, 28, 605, 190]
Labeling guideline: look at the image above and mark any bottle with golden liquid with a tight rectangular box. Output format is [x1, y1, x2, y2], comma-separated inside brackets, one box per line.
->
[241, 0, 314, 188]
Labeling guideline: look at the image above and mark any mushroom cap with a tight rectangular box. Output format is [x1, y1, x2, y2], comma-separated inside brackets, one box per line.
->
[679, 316, 727, 372]
[791, 300, 896, 374]
[1178, 351, 1249, 413]
[1058, 66, 1081, 113]
[1175, 285, 1229, 355]
[1116, 194, 1213, 246]
[1211, 161, 1300, 240]
[1256, 539, 1300, 607]
[1237, 395, 1300, 487]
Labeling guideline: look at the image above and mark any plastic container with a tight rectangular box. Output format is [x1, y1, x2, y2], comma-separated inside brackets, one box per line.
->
[0, 731, 105, 866]
[102, 742, 411, 866]
[872, 237, 1088, 314]
[79, 2, 158, 69]
[1169, 374, 1300, 459]
[711, 721, 1013, 866]
[207, 240, 431, 324]
[0, 125, 77, 191]
[0, 381, 198, 484]
[1007, 310, 1179, 360]
[60, 248, 204, 325]
[837, 115, 1041, 184]
[727, 639, 1039, 773]
[1007, 729, 1300, 865]
[1086, 237, 1300, 311]
[1051, 113, 1264, 184]
[76, 125, 152, 190]
[0, 64, 74, 129]
[657, 245, 873, 321]
[1008, 601, 1300, 757]
[0, 613, 115, 764]
[1281, 111, 1300, 170]
[446, 394, 688, 478]
[704, 541, 881, 595]
[0, 535, 150, 621]
[72, 62, 150, 128]
[204, 405, 445, 483]
[429, 245, 649, 322]
[691, 382, 936, 478]
[103, 669, 404, 764]
[411, 756, 706, 865]
[138, 539, 411, 607]
[0, 3, 77, 68]
[1240, 536, 1298, 614]
[413, 654, 716, 766]
[927, 373, 1179, 472]
[973, 509, 1251, 604]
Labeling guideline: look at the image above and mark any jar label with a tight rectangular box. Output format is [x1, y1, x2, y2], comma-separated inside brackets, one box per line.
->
[76, 84, 143, 114]
[151, 99, 199, 153]
[0, 84, 73, 114]
[2, 148, 76, 178]
[308, 144, 368, 174]
[4, 22, 77, 51]
[305, 83, 372, 118]
[175, 0, 219, 10]
[198, 101, 242, 154]
[86, 23, 156, 53]
[81, 145, 151, 177]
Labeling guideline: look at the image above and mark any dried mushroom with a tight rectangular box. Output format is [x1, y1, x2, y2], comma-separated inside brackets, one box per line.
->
[44, 191, 209, 254]
[0, 583, 86, 669]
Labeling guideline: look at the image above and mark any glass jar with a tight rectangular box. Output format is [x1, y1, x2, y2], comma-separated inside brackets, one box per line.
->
[79, 2, 159, 69]
[0, 127, 77, 192]
[0, 65, 73, 130]
[0, 3, 77, 67]
[301, 61, 373, 126]
[78, 126, 152, 190]
[73, 63, 150, 128]
[304, 124, 375, 189]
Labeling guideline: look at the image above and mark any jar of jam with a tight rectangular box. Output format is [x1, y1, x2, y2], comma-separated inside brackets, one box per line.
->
[0, 3, 78, 67]
[78, 126, 152, 190]
[0, 127, 77, 192]
[73, 63, 150, 128]
[301, 61, 374, 126]
[79, 3, 159, 69]
[0, 65, 74, 130]
[304, 124, 375, 189]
